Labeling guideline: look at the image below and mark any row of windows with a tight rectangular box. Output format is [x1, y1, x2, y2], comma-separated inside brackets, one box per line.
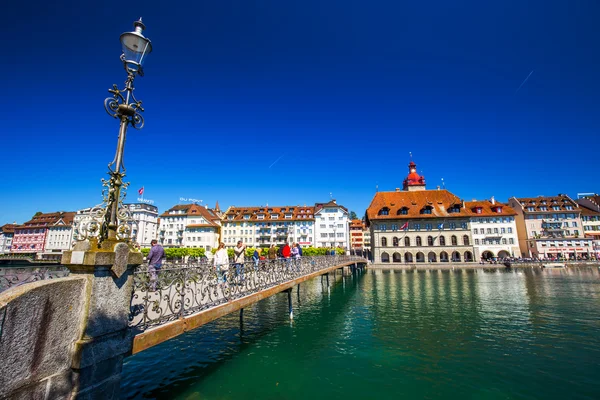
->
[524, 214, 577, 220]
[473, 227, 513, 234]
[378, 206, 462, 216]
[531, 230, 579, 236]
[380, 251, 474, 263]
[583, 216, 600, 222]
[526, 206, 573, 211]
[474, 238, 514, 245]
[377, 222, 468, 231]
[381, 235, 469, 247]
[320, 233, 345, 238]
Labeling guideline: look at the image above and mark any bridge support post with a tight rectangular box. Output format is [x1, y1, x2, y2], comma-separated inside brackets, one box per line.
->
[61, 239, 142, 399]
[287, 288, 293, 320]
[240, 308, 244, 323]
[326, 273, 330, 287]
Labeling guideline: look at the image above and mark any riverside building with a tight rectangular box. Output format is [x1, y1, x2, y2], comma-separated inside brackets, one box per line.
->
[125, 203, 159, 247]
[466, 199, 520, 261]
[158, 203, 222, 250]
[314, 200, 350, 249]
[12, 211, 75, 255]
[222, 205, 315, 248]
[575, 194, 600, 259]
[365, 161, 475, 264]
[43, 211, 76, 257]
[508, 194, 593, 259]
[0, 224, 16, 254]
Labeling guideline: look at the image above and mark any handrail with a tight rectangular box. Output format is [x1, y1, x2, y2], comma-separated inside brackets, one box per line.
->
[129, 255, 366, 330]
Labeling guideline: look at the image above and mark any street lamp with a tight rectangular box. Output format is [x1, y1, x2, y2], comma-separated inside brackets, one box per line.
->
[75, 19, 152, 245]
[101, 18, 152, 243]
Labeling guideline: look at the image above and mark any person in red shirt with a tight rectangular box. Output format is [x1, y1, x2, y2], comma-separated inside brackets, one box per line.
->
[281, 242, 291, 258]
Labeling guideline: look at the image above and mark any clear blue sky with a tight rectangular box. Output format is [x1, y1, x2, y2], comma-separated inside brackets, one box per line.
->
[1, 0, 599, 225]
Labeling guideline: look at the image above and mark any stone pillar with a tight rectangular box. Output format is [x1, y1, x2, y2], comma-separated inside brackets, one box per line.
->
[61, 238, 143, 399]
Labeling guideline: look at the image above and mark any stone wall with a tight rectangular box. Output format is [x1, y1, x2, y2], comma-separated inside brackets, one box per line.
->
[0, 276, 87, 400]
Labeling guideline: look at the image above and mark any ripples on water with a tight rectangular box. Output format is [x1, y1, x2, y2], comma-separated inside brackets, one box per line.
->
[121, 267, 600, 399]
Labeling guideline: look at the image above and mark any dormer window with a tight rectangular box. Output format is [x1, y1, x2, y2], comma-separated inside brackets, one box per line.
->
[420, 206, 433, 215]
[244, 215, 250, 220]
[541, 200, 547, 205]
[494, 207, 503, 213]
[271, 214, 278, 219]
[449, 205, 461, 213]
[378, 207, 390, 216]
[474, 207, 482, 214]
[397, 207, 409, 215]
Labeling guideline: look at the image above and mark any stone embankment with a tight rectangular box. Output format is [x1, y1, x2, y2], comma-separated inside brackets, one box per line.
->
[368, 261, 599, 270]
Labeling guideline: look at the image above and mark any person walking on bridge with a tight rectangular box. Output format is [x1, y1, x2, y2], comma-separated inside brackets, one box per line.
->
[213, 242, 229, 284]
[147, 239, 165, 291]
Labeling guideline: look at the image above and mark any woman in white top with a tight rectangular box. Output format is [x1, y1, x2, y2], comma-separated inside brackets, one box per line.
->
[213, 242, 229, 283]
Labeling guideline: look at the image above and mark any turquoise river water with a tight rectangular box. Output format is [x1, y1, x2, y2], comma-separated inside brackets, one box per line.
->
[121, 267, 600, 399]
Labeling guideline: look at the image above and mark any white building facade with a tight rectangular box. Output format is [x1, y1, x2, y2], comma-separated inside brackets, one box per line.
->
[158, 203, 222, 250]
[44, 212, 76, 254]
[0, 224, 16, 254]
[466, 200, 520, 261]
[314, 200, 350, 249]
[126, 203, 159, 247]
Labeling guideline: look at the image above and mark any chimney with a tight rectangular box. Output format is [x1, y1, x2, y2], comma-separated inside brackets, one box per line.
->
[491, 196, 495, 205]
[437, 186, 440, 190]
[396, 188, 400, 192]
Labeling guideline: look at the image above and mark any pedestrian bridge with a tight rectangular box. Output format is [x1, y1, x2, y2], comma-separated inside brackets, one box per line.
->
[129, 255, 368, 354]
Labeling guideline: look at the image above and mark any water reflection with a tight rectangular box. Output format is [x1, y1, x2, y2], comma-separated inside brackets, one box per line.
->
[122, 267, 600, 400]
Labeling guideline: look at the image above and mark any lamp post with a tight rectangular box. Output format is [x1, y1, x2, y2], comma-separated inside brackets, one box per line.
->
[97, 19, 152, 243]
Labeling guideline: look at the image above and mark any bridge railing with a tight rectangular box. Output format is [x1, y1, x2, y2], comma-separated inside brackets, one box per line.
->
[129, 255, 365, 330]
[0, 266, 70, 294]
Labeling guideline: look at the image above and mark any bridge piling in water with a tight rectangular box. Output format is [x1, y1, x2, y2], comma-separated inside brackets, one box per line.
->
[287, 288, 293, 320]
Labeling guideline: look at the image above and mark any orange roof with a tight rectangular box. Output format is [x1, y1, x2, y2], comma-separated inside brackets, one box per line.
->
[1, 224, 17, 234]
[17, 211, 76, 229]
[160, 204, 221, 227]
[513, 195, 579, 213]
[366, 189, 465, 221]
[464, 200, 517, 217]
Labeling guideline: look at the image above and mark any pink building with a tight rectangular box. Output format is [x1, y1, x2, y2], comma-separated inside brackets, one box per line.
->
[12, 212, 73, 254]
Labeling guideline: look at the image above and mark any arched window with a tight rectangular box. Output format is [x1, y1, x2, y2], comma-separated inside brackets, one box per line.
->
[463, 235, 470, 246]
[404, 237, 410, 246]
[392, 252, 401, 262]
[397, 207, 409, 215]
[416, 236, 422, 246]
[381, 252, 390, 263]
[381, 237, 387, 247]
[451, 235, 457, 246]
[404, 252, 413, 263]
[392, 237, 399, 246]
[439, 236, 446, 246]
[378, 207, 390, 216]
[427, 236, 434, 246]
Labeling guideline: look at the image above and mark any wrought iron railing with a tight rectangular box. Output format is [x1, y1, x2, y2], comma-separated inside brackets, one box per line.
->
[129, 255, 365, 330]
[0, 267, 70, 294]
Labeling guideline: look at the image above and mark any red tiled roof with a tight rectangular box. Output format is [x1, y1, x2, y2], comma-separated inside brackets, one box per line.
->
[464, 200, 517, 217]
[1, 224, 17, 234]
[16, 211, 76, 229]
[366, 189, 466, 221]
[224, 206, 315, 222]
[160, 203, 221, 226]
[513, 194, 579, 213]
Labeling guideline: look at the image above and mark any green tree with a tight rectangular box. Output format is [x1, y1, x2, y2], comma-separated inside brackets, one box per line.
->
[350, 211, 358, 220]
